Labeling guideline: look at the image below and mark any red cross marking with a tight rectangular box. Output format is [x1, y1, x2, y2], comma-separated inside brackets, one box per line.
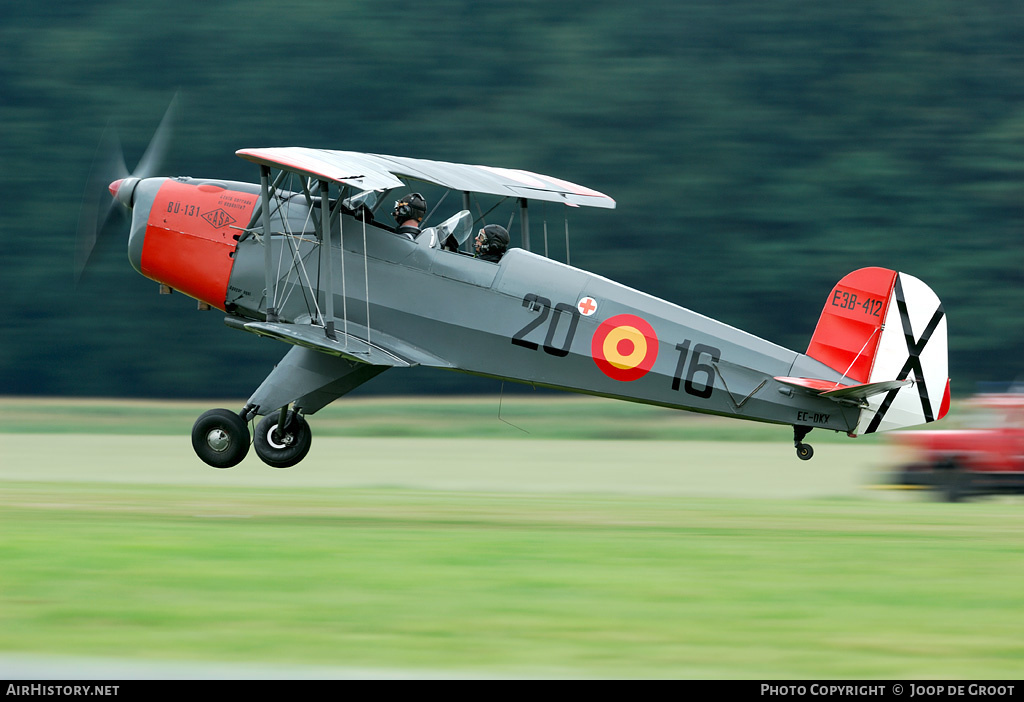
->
[578, 297, 597, 316]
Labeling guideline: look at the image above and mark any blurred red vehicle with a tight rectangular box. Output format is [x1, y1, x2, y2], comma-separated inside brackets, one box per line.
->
[890, 393, 1024, 501]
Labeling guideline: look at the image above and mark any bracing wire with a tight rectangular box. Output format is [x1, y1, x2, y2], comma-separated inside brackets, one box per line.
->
[838, 326, 884, 388]
[339, 210, 349, 350]
[423, 189, 451, 228]
[497, 383, 530, 434]
[274, 179, 317, 312]
[264, 173, 324, 323]
[283, 226, 323, 323]
[276, 194, 310, 308]
[565, 218, 571, 266]
[362, 214, 371, 346]
[472, 197, 510, 228]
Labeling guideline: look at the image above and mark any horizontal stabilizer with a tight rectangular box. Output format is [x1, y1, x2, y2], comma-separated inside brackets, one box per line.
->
[820, 379, 913, 400]
[775, 376, 913, 403]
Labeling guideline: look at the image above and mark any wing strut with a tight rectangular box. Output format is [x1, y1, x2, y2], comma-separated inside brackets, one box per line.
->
[519, 198, 530, 251]
[361, 206, 372, 347]
[338, 192, 350, 350]
[259, 165, 279, 322]
[318, 179, 337, 340]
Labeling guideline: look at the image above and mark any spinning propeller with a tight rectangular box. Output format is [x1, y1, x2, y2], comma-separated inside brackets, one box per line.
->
[74, 94, 179, 285]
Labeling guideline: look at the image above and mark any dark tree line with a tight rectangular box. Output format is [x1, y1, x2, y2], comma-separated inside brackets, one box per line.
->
[2, 0, 1022, 398]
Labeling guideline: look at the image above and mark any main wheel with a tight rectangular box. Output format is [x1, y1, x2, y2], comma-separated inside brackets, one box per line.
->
[192, 409, 251, 468]
[254, 412, 312, 468]
[796, 443, 814, 461]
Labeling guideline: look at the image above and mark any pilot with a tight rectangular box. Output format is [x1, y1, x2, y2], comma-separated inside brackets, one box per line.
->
[474, 224, 509, 263]
[392, 192, 427, 240]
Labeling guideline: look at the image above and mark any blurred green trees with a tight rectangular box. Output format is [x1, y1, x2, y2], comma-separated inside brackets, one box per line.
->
[1, 0, 1022, 398]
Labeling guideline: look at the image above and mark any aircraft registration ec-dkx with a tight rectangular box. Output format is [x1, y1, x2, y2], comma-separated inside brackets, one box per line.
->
[77, 102, 949, 469]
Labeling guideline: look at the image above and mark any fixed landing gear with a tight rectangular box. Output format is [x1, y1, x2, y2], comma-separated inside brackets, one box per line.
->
[192, 409, 251, 468]
[793, 425, 814, 461]
[191, 404, 311, 468]
[254, 409, 312, 468]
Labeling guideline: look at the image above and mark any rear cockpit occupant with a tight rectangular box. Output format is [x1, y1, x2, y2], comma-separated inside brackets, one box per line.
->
[474, 224, 509, 262]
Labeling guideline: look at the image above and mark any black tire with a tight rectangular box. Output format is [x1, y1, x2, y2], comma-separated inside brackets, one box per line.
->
[192, 409, 250, 468]
[796, 443, 814, 461]
[254, 412, 312, 468]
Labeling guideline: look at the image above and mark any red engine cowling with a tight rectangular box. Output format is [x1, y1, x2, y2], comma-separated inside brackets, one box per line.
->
[138, 180, 259, 309]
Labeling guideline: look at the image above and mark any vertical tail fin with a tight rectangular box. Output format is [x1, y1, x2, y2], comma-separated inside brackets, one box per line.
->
[806, 267, 950, 434]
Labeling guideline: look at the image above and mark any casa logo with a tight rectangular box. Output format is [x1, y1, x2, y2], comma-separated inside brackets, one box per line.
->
[591, 314, 658, 382]
[202, 208, 237, 229]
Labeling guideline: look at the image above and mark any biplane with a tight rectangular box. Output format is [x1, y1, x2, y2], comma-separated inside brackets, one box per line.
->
[79, 107, 949, 469]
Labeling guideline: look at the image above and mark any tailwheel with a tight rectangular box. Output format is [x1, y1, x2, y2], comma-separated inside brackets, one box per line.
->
[192, 409, 251, 468]
[254, 409, 312, 468]
[793, 424, 814, 461]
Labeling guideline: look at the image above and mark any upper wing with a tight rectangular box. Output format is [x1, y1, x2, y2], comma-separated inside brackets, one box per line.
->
[236, 147, 405, 192]
[237, 147, 615, 209]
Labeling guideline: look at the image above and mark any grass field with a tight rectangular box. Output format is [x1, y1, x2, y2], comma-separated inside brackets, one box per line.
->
[0, 394, 888, 441]
[1, 396, 1022, 679]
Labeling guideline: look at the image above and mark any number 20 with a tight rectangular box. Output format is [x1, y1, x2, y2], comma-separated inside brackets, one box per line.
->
[511, 293, 580, 357]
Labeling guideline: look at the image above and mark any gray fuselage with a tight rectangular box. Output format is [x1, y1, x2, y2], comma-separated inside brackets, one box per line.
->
[201, 181, 858, 433]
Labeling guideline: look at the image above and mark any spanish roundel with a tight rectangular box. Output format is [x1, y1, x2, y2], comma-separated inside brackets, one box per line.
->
[592, 314, 659, 382]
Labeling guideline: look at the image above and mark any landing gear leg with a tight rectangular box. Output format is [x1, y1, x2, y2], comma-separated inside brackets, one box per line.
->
[237, 346, 390, 470]
[253, 404, 312, 469]
[793, 425, 814, 461]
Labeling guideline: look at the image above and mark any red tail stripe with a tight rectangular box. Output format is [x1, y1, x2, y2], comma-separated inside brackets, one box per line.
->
[806, 267, 897, 383]
[938, 378, 952, 421]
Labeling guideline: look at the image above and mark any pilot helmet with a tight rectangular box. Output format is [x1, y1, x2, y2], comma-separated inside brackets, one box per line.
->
[392, 192, 427, 224]
[477, 224, 509, 254]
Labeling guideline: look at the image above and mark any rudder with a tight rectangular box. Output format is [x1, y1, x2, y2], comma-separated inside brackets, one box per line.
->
[806, 267, 950, 434]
